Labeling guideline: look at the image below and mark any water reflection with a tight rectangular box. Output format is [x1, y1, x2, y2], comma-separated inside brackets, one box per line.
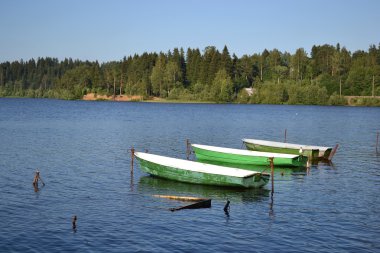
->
[269, 189, 275, 218]
[137, 176, 270, 203]
[33, 183, 45, 193]
[318, 160, 336, 167]
[130, 169, 134, 192]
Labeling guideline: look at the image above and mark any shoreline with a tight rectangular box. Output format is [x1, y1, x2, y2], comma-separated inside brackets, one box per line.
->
[1, 94, 380, 106]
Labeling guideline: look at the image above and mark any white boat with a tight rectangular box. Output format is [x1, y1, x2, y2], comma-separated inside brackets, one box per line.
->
[243, 138, 333, 160]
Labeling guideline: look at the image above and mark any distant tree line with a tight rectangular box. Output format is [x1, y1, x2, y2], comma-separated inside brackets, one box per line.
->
[1, 43, 380, 105]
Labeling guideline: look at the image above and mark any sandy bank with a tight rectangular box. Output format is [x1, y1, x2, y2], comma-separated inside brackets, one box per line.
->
[83, 93, 143, 101]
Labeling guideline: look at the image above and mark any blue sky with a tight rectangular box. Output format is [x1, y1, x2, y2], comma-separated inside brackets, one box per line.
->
[0, 0, 379, 62]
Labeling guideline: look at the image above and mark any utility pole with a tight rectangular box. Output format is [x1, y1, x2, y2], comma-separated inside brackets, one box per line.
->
[372, 75, 375, 97]
[120, 75, 123, 96]
[113, 76, 116, 100]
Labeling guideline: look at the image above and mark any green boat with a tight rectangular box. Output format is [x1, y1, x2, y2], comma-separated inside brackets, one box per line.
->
[242, 138, 324, 160]
[192, 144, 308, 167]
[134, 152, 270, 188]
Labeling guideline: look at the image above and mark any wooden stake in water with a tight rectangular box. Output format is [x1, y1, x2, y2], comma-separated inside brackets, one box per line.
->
[32, 169, 45, 187]
[224, 199, 230, 214]
[131, 147, 135, 172]
[328, 144, 339, 161]
[186, 139, 191, 160]
[72, 215, 77, 230]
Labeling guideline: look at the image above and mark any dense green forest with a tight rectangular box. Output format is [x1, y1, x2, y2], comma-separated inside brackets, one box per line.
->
[1, 43, 380, 105]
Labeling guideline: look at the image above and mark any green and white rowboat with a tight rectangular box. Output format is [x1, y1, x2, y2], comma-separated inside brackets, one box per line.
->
[192, 144, 308, 167]
[243, 138, 332, 160]
[134, 152, 270, 188]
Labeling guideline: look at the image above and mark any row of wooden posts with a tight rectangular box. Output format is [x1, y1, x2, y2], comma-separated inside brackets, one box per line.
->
[32, 170, 78, 230]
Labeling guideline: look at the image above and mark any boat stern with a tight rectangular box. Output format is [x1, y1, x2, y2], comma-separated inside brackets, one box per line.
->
[243, 140, 256, 151]
[243, 173, 270, 188]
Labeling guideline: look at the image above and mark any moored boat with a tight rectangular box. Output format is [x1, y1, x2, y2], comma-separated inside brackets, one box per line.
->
[191, 144, 308, 167]
[242, 138, 325, 160]
[134, 152, 270, 188]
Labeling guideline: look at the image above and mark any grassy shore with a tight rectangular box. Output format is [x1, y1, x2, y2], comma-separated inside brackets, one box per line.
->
[2, 93, 380, 106]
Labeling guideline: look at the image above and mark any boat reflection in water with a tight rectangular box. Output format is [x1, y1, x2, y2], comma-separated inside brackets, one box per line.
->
[138, 176, 270, 204]
[137, 161, 307, 212]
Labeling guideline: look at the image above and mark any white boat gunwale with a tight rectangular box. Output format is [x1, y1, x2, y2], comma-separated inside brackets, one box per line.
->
[134, 152, 265, 178]
[242, 138, 330, 151]
[192, 144, 301, 159]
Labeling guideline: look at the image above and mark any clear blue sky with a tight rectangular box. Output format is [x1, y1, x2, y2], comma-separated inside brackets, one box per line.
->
[0, 0, 379, 62]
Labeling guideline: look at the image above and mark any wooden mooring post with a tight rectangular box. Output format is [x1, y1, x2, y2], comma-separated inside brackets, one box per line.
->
[328, 144, 339, 161]
[72, 215, 77, 230]
[269, 157, 274, 194]
[269, 157, 275, 216]
[224, 199, 230, 213]
[32, 169, 45, 192]
[130, 147, 135, 172]
[186, 139, 191, 160]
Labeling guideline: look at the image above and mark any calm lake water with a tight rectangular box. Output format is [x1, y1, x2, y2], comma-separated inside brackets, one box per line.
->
[0, 98, 379, 252]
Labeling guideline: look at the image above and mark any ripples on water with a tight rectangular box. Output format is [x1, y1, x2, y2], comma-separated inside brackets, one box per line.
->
[0, 98, 379, 252]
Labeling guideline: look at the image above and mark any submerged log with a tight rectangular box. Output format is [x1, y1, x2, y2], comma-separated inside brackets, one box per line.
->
[152, 195, 211, 211]
[169, 199, 211, 212]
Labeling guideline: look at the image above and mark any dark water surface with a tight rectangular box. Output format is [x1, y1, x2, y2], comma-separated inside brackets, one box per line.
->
[0, 98, 379, 252]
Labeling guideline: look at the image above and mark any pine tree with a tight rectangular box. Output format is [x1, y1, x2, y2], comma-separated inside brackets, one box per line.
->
[221, 45, 232, 76]
[150, 53, 166, 97]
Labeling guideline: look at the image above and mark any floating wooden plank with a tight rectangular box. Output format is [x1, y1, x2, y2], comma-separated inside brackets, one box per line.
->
[169, 199, 212, 212]
[153, 195, 208, 202]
